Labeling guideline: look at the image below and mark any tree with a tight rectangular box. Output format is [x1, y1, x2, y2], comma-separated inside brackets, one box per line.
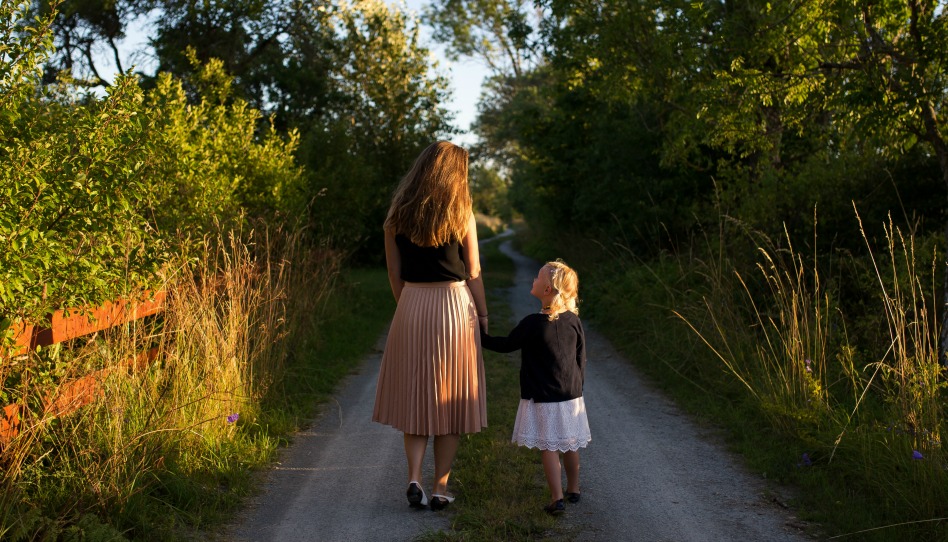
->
[302, 0, 453, 259]
[35, 0, 149, 86]
[662, 1, 948, 358]
[1, 1, 58, 103]
[470, 162, 510, 220]
[424, 0, 548, 228]
[1, 2, 306, 325]
[424, 0, 538, 78]
[814, 1, 948, 360]
[33, 0, 454, 262]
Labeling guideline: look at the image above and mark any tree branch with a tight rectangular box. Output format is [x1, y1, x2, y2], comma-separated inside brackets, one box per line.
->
[107, 35, 125, 75]
[861, 4, 914, 65]
[819, 60, 864, 71]
[908, 0, 923, 52]
[82, 42, 106, 87]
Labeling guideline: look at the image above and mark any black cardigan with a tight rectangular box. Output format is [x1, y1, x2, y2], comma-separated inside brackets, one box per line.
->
[480, 311, 586, 403]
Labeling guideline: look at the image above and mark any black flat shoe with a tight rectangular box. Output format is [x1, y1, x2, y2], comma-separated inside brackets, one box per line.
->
[543, 499, 565, 515]
[566, 492, 581, 504]
[430, 494, 455, 511]
[407, 482, 428, 509]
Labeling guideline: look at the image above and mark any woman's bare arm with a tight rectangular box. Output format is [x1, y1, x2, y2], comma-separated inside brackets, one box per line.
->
[384, 229, 404, 302]
[461, 214, 489, 329]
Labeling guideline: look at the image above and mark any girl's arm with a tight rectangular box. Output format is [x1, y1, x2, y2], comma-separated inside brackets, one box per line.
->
[461, 213, 489, 328]
[481, 319, 527, 353]
[384, 229, 404, 302]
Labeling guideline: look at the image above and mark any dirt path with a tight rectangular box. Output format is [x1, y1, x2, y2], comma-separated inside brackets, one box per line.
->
[225, 236, 814, 541]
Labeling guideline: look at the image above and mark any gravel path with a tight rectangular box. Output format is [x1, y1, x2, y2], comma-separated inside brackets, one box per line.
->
[225, 235, 814, 542]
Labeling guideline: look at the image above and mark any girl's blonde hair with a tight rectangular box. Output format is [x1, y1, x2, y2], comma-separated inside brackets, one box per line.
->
[383, 141, 471, 247]
[545, 259, 579, 321]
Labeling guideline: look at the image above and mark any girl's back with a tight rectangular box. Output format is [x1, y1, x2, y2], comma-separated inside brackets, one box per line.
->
[481, 311, 586, 403]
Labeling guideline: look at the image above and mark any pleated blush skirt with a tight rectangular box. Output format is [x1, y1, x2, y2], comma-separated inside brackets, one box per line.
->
[373, 281, 487, 435]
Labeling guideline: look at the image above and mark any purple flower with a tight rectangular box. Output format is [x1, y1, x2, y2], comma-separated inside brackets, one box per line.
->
[913, 450, 924, 460]
[227, 413, 240, 424]
[804, 359, 812, 373]
[798, 453, 812, 467]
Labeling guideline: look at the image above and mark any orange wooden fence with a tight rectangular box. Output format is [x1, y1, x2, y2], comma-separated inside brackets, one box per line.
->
[0, 291, 167, 446]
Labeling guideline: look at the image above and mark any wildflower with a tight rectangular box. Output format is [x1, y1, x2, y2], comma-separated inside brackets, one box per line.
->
[227, 413, 240, 424]
[912, 450, 924, 460]
[798, 453, 812, 467]
[804, 359, 812, 373]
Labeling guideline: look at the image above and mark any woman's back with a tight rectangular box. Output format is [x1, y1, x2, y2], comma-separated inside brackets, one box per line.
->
[395, 234, 467, 283]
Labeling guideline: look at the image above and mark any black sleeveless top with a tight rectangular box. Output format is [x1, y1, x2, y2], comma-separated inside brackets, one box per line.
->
[395, 234, 468, 282]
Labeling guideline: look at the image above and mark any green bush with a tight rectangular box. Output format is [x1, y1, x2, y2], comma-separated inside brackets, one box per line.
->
[0, 8, 306, 328]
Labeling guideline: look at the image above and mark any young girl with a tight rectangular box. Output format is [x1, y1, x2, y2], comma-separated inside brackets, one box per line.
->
[480, 259, 590, 515]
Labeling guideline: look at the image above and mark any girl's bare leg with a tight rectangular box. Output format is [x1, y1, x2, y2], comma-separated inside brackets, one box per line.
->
[432, 434, 460, 495]
[563, 450, 580, 494]
[404, 433, 428, 484]
[541, 450, 564, 501]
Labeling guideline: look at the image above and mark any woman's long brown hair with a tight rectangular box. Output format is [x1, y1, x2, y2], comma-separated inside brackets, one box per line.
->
[384, 141, 471, 247]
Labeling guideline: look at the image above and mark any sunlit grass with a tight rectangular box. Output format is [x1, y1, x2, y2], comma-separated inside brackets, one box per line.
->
[0, 228, 394, 539]
[673, 218, 836, 434]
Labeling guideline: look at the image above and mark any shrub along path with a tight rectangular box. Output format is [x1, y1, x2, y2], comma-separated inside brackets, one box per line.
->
[224, 236, 814, 541]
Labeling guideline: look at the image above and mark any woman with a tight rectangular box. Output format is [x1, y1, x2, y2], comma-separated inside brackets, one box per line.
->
[372, 141, 489, 511]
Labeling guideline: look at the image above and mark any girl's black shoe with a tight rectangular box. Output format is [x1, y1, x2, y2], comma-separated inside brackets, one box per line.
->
[566, 492, 581, 504]
[543, 499, 565, 515]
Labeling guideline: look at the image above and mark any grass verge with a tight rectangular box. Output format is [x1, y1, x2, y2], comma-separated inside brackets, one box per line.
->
[257, 267, 394, 438]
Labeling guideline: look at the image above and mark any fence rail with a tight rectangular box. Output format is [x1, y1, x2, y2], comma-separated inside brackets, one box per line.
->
[1, 291, 167, 446]
[7, 291, 167, 357]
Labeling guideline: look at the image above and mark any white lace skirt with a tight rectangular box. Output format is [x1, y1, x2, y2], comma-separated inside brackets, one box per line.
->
[512, 397, 591, 452]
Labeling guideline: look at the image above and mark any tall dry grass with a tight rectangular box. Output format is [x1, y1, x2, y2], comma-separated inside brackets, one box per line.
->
[671, 208, 947, 538]
[850, 210, 943, 451]
[676, 209, 945, 440]
[0, 226, 340, 539]
[674, 215, 835, 431]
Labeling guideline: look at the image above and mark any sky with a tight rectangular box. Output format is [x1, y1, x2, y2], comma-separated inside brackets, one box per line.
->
[398, 0, 491, 146]
[96, 2, 489, 147]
